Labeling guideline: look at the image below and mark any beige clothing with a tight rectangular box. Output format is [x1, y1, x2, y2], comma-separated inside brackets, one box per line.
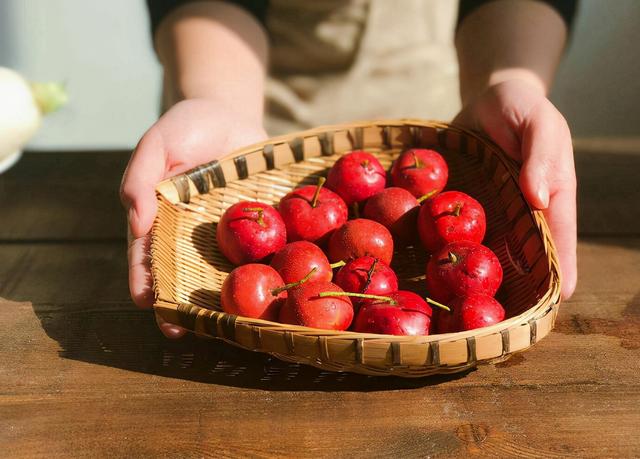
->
[264, 0, 461, 135]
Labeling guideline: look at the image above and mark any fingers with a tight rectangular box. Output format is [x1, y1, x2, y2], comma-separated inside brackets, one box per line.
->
[122, 128, 167, 309]
[518, 103, 577, 298]
[129, 230, 188, 337]
[518, 103, 568, 210]
[156, 314, 188, 340]
[454, 82, 577, 300]
[120, 128, 166, 238]
[544, 182, 578, 299]
[128, 230, 155, 309]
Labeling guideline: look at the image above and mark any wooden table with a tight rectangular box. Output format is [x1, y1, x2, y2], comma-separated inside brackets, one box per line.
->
[1, 147, 639, 458]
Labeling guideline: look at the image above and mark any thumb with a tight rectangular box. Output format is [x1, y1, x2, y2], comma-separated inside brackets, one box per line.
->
[120, 128, 167, 238]
[517, 103, 569, 210]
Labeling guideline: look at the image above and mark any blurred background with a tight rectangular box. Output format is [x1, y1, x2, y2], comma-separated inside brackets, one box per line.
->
[1, 0, 639, 151]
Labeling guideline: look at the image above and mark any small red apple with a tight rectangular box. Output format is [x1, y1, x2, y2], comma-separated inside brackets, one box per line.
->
[418, 191, 486, 253]
[333, 256, 398, 305]
[328, 219, 394, 265]
[216, 201, 286, 265]
[426, 240, 503, 303]
[437, 294, 506, 333]
[221, 264, 287, 321]
[270, 241, 333, 284]
[278, 281, 354, 330]
[362, 187, 420, 245]
[352, 290, 433, 336]
[278, 177, 348, 245]
[390, 148, 448, 198]
[326, 151, 386, 206]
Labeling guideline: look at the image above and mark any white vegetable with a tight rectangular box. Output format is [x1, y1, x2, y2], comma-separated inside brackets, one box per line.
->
[0, 67, 67, 158]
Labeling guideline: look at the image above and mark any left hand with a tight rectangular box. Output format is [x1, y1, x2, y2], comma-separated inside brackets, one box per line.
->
[453, 79, 577, 299]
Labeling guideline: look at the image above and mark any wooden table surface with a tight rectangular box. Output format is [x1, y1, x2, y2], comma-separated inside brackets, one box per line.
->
[1, 147, 639, 458]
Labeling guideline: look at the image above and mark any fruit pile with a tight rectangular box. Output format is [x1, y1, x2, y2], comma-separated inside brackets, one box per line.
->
[216, 148, 505, 336]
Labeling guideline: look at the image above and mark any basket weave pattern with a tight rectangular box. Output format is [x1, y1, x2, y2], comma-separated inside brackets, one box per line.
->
[151, 120, 561, 377]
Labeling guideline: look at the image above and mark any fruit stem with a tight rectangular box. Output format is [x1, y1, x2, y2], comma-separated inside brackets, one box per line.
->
[426, 297, 451, 312]
[417, 189, 438, 203]
[318, 291, 397, 305]
[330, 260, 346, 269]
[242, 207, 265, 227]
[311, 176, 326, 208]
[271, 267, 317, 296]
[413, 152, 423, 169]
[30, 81, 68, 115]
[437, 251, 458, 265]
[452, 203, 462, 217]
[361, 258, 378, 293]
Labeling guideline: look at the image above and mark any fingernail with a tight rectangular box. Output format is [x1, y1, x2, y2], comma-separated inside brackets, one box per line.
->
[537, 187, 549, 209]
[156, 315, 187, 339]
[160, 322, 187, 339]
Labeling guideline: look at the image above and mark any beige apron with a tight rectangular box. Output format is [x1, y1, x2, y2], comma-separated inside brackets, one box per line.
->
[264, 0, 461, 135]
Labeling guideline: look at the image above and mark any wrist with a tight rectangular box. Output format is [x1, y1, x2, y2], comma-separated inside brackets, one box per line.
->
[163, 79, 265, 124]
[460, 69, 548, 108]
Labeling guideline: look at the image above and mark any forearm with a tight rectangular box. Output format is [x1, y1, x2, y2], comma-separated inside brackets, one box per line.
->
[154, 1, 268, 120]
[456, 0, 568, 105]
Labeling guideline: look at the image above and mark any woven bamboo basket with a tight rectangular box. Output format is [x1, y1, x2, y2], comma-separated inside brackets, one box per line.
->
[151, 119, 561, 377]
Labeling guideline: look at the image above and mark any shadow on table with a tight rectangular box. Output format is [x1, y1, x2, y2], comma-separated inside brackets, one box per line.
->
[32, 301, 472, 391]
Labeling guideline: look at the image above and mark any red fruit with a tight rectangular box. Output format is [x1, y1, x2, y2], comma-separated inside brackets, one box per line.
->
[437, 294, 506, 333]
[363, 187, 419, 245]
[270, 241, 333, 284]
[334, 256, 398, 305]
[390, 148, 448, 198]
[328, 219, 394, 265]
[418, 191, 486, 253]
[216, 201, 286, 265]
[352, 290, 432, 336]
[278, 281, 354, 330]
[221, 264, 286, 321]
[278, 178, 348, 245]
[426, 241, 503, 303]
[326, 151, 386, 206]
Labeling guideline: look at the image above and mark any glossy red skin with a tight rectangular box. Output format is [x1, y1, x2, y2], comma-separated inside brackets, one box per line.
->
[221, 264, 286, 321]
[352, 291, 432, 336]
[326, 151, 386, 206]
[278, 185, 348, 245]
[437, 294, 505, 333]
[390, 148, 448, 198]
[327, 219, 394, 265]
[216, 201, 286, 265]
[270, 241, 333, 284]
[363, 187, 420, 245]
[426, 241, 503, 303]
[278, 281, 354, 330]
[334, 256, 399, 305]
[418, 191, 486, 253]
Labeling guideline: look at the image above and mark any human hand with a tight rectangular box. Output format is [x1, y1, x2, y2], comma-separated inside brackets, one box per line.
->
[120, 98, 267, 336]
[453, 79, 577, 299]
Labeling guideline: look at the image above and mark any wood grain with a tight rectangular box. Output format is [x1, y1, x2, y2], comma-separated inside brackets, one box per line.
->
[1, 237, 639, 458]
[0, 151, 128, 241]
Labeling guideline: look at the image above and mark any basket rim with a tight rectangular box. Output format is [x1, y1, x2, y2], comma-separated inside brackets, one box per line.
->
[151, 118, 562, 363]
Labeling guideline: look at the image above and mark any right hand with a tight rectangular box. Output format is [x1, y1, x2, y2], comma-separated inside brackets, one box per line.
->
[120, 98, 267, 337]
